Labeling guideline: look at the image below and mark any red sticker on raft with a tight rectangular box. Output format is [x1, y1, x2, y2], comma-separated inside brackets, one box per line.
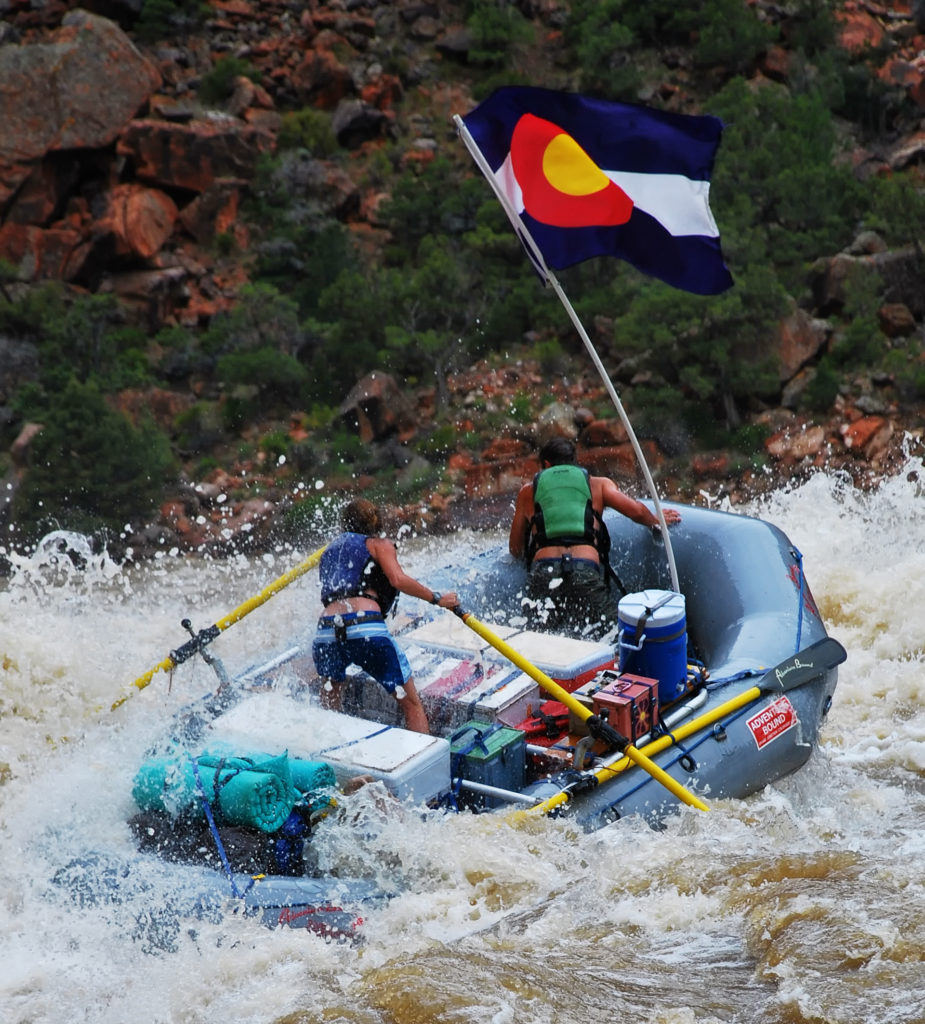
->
[747, 695, 798, 749]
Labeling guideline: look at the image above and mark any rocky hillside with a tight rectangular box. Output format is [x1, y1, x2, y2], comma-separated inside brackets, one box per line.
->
[1, 1, 924, 559]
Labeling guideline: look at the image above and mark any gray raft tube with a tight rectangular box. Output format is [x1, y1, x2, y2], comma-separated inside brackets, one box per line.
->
[429, 502, 829, 685]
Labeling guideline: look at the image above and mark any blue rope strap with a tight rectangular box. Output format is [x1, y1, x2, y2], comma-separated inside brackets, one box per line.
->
[310, 724, 391, 758]
[462, 668, 522, 711]
[791, 545, 805, 654]
[189, 756, 257, 901]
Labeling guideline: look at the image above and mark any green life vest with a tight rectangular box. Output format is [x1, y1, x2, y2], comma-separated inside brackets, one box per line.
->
[528, 464, 608, 565]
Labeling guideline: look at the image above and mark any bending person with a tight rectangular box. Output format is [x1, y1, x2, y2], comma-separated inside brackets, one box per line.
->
[509, 437, 680, 639]
[312, 499, 458, 734]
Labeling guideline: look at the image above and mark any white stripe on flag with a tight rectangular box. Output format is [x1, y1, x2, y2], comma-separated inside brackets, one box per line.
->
[607, 170, 720, 238]
[493, 155, 719, 238]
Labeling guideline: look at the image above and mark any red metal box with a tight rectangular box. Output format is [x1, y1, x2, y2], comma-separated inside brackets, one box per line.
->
[591, 672, 659, 744]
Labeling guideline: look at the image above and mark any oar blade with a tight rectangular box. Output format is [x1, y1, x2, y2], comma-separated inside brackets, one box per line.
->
[758, 636, 847, 695]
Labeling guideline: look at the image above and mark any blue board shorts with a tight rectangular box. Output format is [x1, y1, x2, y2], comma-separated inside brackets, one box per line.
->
[312, 612, 412, 695]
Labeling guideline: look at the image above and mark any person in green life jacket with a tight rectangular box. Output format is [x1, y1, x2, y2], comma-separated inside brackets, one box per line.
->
[508, 437, 681, 639]
[312, 499, 458, 734]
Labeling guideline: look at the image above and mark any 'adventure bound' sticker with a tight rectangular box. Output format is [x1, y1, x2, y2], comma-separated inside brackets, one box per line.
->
[747, 695, 798, 750]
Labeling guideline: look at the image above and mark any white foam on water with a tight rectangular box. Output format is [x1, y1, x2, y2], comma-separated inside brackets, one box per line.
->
[2, 470, 924, 1023]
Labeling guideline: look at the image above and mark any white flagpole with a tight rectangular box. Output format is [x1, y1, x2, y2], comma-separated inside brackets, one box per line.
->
[454, 114, 680, 593]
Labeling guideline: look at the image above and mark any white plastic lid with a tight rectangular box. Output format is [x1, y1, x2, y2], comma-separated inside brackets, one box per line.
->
[617, 589, 685, 629]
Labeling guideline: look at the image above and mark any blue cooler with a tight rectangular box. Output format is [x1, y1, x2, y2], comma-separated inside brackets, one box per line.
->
[617, 590, 688, 705]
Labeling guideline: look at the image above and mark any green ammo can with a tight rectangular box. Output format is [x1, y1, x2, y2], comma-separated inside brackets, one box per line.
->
[449, 720, 526, 811]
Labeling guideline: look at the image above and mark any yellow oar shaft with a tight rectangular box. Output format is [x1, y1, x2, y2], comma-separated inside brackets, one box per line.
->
[112, 545, 326, 712]
[214, 547, 325, 631]
[111, 656, 177, 711]
[595, 685, 761, 784]
[516, 682, 763, 819]
[461, 613, 586, 718]
[459, 612, 707, 812]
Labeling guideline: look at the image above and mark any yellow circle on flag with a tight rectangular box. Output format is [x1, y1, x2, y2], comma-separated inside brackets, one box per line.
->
[542, 133, 611, 197]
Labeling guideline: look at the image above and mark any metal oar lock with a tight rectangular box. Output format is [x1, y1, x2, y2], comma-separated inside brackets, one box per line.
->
[177, 617, 230, 688]
[111, 543, 327, 711]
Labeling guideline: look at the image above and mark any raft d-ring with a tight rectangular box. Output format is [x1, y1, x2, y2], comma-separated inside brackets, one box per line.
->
[711, 722, 728, 742]
[679, 754, 697, 773]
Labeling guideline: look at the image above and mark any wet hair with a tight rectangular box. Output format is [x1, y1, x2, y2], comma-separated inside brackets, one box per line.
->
[341, 499, 382, 535]
[539, 437, 577, 466]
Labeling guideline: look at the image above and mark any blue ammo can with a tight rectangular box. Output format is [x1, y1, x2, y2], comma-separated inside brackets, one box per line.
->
[617, 590, 688, 705]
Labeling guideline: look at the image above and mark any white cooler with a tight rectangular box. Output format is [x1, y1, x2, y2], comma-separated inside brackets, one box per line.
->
[207, 692, 451, 806]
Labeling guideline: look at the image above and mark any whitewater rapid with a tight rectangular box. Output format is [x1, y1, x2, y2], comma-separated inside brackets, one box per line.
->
[1, 463, 924, 1024]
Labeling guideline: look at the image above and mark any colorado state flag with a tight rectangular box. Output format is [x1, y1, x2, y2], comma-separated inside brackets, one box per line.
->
[460, 86, 733, 295]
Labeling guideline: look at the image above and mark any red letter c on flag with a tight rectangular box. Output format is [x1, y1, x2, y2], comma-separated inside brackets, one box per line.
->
[510, 113, 633, 229]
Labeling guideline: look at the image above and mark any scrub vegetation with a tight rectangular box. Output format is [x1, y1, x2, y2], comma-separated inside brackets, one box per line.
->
[2, 0, 924, 546]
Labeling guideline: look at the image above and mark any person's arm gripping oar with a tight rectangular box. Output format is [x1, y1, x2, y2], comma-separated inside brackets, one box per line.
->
[110, 544, 327, 711]
[517, 635, 847, 820]
[453, 607, 709, 813]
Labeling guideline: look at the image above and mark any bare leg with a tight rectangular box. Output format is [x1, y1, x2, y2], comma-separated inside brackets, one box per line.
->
[398, 678, 429, 734]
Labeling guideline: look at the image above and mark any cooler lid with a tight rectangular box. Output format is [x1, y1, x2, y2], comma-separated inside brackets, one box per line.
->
[505, 630, 614, 675]
[404, 616, 519, 655]
[617, 589, 685, 628]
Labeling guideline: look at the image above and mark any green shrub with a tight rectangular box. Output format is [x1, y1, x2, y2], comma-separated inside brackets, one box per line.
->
[830, 266, 887, 369]
[866, 172, 925, 249]
[325, 424, 367, 466]
[710, 78, 865, 278]
[508, 391, 533, 424]
[803, 358, 842, 412]
[728, 422, 771, 454]
[418, 424, 457, 458]
[174, 402, 226, 454]
[530, 336, 569, 375]
[275, 492, 342, 544]
[884, 345, 925, 401]
[682, 0, 778, 72]
[12, 378, 175, 541]
[222, 389, 259, 432]
[259, 430, 290, 461]
[216, 347, 309, 407]
[563, 0, 639, 99]
[277, 109, 339, 157]
[198, 56, 261, 106]
[203, 282, 305, 357]
[135, 0, 208, 43]
[465, 0, 533, 68]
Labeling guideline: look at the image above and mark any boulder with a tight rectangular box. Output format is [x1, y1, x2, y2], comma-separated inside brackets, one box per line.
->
[0, 11, 160, 199]
[777, 305, 829, 381]
[840, 415, 893, 459]
[94, 184, 179, 260]
[534, 401, 579, 443]
[0, 337, 39, 401]
[765, 423, 827, 462]
[339, 371, 417, 443]
[581, 418, 628, 447]
[810, 248, 925, 318]
[10, 421, 44, 468]
[117, 119, 274, 193]
[878, 302, 917, 338]
[0, 223, 87, 281]
[332, 99, 390, 149]
[290, 46, 355, 109]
